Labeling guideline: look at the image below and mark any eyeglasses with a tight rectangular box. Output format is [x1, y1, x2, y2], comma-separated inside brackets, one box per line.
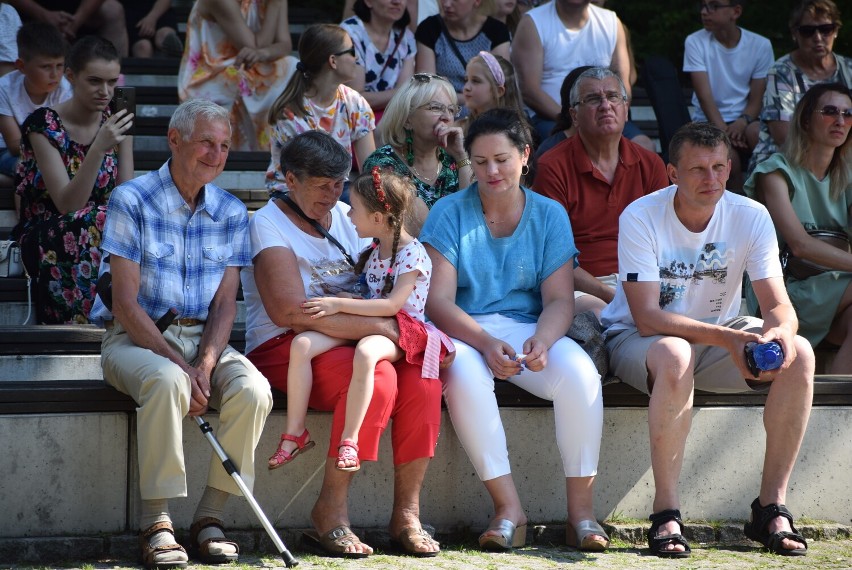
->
[699, 2, 733, 13]
[573, 92, 627, 108]
[796, 23, 838, 38]
[333, 46, 356, 57]
[418, 101, 462, 118]
[817, 105, 852, 122]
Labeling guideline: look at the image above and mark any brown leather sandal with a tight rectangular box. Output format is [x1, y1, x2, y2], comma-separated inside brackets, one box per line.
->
[389, 526, 440, 557]
[189, 516, 240, 564]
[302, 525, 371, 558]
[139, 521, 187, 569]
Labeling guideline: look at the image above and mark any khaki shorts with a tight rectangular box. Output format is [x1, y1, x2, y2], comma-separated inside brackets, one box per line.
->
[606, 316, 770, 395]
[574, 273, 618, 299]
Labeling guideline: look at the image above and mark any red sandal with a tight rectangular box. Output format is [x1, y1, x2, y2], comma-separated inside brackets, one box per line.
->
[336, 439, 361, 472]
[268, 429, 315, 470]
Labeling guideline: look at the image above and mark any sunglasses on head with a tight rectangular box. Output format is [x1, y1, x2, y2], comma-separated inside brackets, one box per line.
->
[796, 23, 838, 38]
[412, 72, 444, 83]
[817, 105, 852, 122]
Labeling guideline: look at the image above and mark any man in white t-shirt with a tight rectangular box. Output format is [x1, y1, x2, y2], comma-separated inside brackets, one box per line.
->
[512, 0, 629, 141]
[683, 0, 774, 191]
[601, 122, 812, 559]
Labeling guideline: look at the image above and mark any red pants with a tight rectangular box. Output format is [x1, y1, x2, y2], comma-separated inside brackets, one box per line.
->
[247, 332, 442, 465]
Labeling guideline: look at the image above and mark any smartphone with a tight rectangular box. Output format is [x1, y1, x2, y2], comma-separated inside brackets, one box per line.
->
[109, 86, 136, 135]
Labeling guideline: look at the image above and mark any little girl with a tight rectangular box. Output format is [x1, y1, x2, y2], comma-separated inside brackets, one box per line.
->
[268, 167, 453, 472]
[460, 51, 525, 132]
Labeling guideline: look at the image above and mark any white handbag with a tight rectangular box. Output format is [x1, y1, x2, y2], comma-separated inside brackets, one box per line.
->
[0, 240, 23, 278]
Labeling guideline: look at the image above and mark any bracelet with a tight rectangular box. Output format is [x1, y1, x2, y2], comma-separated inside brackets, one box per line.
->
[457, 157, 472, 169]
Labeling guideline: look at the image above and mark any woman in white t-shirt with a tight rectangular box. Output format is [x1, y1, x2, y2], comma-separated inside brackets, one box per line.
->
[244, 131, 443, 557]
[265, 24, 376, 196]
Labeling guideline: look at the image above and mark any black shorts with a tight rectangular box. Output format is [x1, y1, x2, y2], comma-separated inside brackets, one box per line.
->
[123, 2, 179, 46]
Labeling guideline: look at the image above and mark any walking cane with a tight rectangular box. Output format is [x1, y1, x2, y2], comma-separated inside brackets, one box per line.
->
[96, 273, 299, 567]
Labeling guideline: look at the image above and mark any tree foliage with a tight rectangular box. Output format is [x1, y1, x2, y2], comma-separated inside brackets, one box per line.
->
[611, 0, 852, 84]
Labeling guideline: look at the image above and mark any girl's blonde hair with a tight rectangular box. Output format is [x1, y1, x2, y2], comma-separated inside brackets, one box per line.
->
[268, 24, 349, 123]
[466, 54, 525, 121]
[351, 168, 414, 297]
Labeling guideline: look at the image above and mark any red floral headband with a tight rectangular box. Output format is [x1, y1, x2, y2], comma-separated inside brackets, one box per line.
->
[371, 166, 391, 212]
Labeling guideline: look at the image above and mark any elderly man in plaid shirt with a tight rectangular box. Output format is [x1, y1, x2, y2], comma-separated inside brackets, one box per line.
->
[90, 99, 272, 569]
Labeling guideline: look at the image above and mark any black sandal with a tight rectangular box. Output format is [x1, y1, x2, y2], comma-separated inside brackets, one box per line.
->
[647, 509, 692, 558]
[743, 498, 808, 556]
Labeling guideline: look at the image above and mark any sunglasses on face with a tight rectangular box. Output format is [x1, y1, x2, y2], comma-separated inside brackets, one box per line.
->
[796, 23, 838, 38]
[333, 46, 356, 57]
[817, 105, 852, 122]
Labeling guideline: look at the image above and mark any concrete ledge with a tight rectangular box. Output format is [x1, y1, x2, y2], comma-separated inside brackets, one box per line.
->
[2, 405, 850, 538]
[0, 413, 128, 535]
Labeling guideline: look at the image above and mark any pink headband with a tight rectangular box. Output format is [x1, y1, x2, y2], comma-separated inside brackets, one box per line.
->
[477, 51, 505, 88]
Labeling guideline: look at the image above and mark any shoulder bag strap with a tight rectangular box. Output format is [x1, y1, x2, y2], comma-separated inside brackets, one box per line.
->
[273, 191, 356, 267]
[438, 17, 469, 70]
[377, 30, 403, 85]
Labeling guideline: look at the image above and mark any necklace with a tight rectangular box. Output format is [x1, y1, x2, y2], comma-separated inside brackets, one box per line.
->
[482, 199, 522, 225]
[410, 160, 441, 184]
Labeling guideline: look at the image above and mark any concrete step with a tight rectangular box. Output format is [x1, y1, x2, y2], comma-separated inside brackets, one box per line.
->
[0, 354, 103, 381]
[0, 302, 34, 325]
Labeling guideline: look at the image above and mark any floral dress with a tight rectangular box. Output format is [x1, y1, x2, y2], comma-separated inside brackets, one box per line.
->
[265, 84, 375, 194]
[178, 0, 296, 151]
[15, 107, 117, 324]
[363, 144, 461, 208]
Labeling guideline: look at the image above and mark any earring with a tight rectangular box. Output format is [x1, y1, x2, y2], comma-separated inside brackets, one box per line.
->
[405, 128, 414, 166]
[521, 163, 530, 176]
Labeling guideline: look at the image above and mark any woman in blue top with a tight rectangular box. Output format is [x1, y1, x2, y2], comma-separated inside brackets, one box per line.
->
[420, 108, 607, 552]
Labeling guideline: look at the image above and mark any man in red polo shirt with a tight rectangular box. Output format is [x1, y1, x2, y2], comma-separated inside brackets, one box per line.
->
[534, 66, 668, 316]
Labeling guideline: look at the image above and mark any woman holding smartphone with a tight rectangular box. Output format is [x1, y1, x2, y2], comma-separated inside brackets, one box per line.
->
[14, 36, 133, 324]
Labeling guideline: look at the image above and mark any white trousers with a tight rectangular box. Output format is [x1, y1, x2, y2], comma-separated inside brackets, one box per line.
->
[443, 313, 603, 481]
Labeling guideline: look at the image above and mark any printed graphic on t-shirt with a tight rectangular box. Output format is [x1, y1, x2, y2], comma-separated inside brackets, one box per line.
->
[308, 257, 357, 297]
[658, 242, 732, 315]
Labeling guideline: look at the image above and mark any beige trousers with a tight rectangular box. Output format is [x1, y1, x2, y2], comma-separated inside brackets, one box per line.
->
[101, 322, 273, 500]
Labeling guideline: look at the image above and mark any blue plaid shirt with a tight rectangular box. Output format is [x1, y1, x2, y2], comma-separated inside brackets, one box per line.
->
[90, 161, 251, 324]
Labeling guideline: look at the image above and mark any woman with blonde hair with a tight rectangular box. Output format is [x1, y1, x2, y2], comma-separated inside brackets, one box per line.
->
[266, 23, 376, 195]
[363, 72, 473, 231]
[745, 82, 852, 373]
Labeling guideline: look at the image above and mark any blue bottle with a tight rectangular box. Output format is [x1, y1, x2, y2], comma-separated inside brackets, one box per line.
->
[744, 341, 784, 376]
